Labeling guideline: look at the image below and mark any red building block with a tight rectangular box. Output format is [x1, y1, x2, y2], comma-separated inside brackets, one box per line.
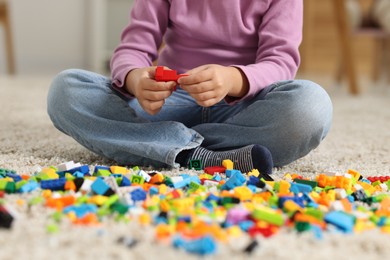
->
[155, 66, 188, 86]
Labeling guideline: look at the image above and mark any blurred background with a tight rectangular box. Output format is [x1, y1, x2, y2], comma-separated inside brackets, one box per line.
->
[0, 0, 131, 76]
[0, 0, 389, 94]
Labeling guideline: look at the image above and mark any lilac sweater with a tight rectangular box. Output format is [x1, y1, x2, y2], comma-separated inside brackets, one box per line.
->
[111, 0, 302, 102]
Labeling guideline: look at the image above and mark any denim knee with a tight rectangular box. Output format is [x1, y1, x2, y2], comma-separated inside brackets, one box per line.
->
[276, 80, 333, 165]
[47, 69, 90, 129]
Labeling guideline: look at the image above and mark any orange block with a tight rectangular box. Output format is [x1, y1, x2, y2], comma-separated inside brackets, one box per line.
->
[46, 195, 76, 210]
[340, 198, 353, 213]
[74, 213, 100, 225]
[64, 180, 76, 192]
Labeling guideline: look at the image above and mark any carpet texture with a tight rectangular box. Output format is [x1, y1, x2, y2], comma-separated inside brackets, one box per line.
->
[0, 76, 390, 260]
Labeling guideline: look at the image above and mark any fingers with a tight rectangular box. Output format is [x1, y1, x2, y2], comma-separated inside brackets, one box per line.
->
[141, 81, 175, 114]
[178, 66, 212, 85]
[141, 99, 165, 115]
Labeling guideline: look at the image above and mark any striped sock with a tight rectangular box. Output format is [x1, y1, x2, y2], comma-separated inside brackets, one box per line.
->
[188, 145, 273, 175]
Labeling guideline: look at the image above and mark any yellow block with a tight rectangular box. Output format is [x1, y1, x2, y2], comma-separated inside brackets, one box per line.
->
[248, 169, 260, 177]
[234, 186, 253, 201]
[89, 195, 108, 206]
[278, 180, 291, 195]
[222, 159, 234, 170]
[110, 166, 128, 174]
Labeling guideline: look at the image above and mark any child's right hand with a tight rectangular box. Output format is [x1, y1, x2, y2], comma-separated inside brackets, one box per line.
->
[125, 67, 176, 115]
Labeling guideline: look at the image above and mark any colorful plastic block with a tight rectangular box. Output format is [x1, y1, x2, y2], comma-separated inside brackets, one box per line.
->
[155, 66, 188, 83]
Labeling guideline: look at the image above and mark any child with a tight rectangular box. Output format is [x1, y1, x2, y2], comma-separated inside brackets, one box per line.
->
[47, 0, 333, 175]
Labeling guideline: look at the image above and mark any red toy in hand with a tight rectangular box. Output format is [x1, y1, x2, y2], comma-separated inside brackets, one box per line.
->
[155, 66, 187, 91]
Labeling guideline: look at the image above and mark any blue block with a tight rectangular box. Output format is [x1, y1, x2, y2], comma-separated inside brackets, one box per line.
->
[120, 176, 131, 187]
[40, 178, 67, 191]
[130, 189, 147, 202]
[173, 236, 216, 255]
[247, 175, 260, 186]
[212, 174, 222, 182]
[324, 211, 355, 233]
[149, 186, 159, 196]
[173, 179, 189, 189]
[290, 183, 313, 193]
[72, 171, 84, 178]
[19, 181, 39, 193]
[189, 175, 201, 184]
[206, 193, 220, 202]
[239, 220, 255, 232]
[6, 173, 22, 182]
[91, 178, 109, 195]
[221, 171, 245, 190]
[57, 165, 90, 177]
[225, 169, 240, 178]
[63, 204, 98, 218]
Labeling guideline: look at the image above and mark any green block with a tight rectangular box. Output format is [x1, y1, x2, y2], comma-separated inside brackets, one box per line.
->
[46, 223, 59, 234]
[189, 159, 203, 170]
[252, 208, 284, 226]
[5, 182, 16, 193]
[130, 174, 145, 185]
[385, 180, 390, 190]
[0, 179, 8, 190]
[65, 173, 75, 181]
[15, 180, 28, 191]
[323, 186, 336, 192]
[103, 194, 119, 208]
[293, 179, 318, 188]
[76, 195, 89, 204]
[273, 182, 280, 192]
[36, 173, 50, 181]
[373, 194, 389, 203]
[163, 176, 173, 186]
[295, 222, 311, 233]
[110, 202, 128, 215]
[96, 169, 111, 177]
[305, 208, 324, 220]
[52, 212, 63, 223]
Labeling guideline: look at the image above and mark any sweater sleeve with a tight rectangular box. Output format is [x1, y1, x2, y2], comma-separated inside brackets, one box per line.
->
[110, 0, 170, 93]
[226, 0, 302, 104]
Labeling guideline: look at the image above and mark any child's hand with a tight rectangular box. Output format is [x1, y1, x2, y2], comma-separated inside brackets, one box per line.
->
[178, 65, 249, 107]
[125, 67, 176, 115]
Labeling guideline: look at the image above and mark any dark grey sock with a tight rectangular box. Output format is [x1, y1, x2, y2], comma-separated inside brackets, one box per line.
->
[184, 145, 273, 175]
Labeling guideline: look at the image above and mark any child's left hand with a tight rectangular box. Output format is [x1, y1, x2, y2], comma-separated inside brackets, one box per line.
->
[178, 64, 249, 107]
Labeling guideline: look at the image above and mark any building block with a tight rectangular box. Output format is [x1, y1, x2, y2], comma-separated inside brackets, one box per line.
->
[130, 175, 145, 185]
[40, 178, 67, 191]
[91, 178, 110, 195]
[221, 171, 246, 190]
[189, 160, 202, 170]
[204, 166, 226, 175]
[155, 66, 188, 84]
[222, 159, 234, 170]
[252, 207, 284, 226]
[110, 166, 128, 174]
[130, 189, 147, 202]
[173, 235, 216, 255]
[324, 211, 355, 233]
[56, 161, 80, 172]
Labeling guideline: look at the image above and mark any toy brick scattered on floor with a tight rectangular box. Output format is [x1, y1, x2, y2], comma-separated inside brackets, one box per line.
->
[1, 163, 390, 255]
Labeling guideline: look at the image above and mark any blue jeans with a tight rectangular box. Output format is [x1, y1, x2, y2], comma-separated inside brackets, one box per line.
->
[47, 69, 333, 169]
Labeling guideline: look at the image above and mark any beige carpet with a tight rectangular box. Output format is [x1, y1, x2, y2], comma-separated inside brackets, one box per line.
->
[1, 75, 390, 260]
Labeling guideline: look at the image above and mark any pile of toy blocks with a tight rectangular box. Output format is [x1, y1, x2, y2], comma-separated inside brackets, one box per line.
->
[1, 161, 390, 255]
